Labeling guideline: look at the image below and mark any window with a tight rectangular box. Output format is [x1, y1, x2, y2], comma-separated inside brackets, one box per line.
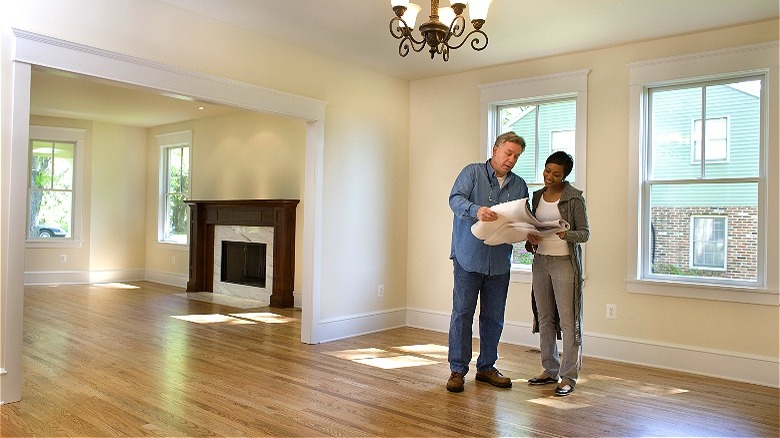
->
[27, 126, 84, 246]
[480, 70, 589, 277]
[646, 78, 759, 283]
[690, 216, 727, 270]
[627, 42, 778, 304]
[157, 131, 191, 244]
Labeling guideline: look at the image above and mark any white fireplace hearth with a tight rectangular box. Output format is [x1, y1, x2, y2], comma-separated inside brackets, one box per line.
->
[213, 225, 274, 305]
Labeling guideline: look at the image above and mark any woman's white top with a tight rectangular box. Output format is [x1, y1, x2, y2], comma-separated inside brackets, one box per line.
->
[535, 198, 570, 256]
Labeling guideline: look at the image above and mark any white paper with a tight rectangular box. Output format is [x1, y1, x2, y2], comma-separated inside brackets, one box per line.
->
[471, 198, 570, 246]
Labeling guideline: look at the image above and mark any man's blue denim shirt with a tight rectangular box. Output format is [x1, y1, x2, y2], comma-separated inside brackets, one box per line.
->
[449, 160, 529, 276]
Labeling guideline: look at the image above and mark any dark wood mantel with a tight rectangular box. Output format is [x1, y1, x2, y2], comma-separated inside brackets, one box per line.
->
[185, 199, 299, 307]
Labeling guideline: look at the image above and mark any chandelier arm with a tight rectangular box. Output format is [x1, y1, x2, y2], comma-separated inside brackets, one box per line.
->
[444, 29, 488, 51]
[389, 17, 427, 45]
[399, 36, 429, 57]
[446, 15, 466, 40]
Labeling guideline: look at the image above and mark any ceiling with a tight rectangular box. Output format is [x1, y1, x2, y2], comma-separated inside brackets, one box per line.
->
[30, 0, 778, 127]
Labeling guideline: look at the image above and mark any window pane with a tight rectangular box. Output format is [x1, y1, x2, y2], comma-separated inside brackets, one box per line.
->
[649, 87, 703, 180]
[28, 190, 72, 239]
[30, 141, 54, 189]
[165, 193, 188, 243]
[502, 99, 576, 186]
[167, 147, 183, 193]
[703, 80, 760, 178]
[52, 142, 75, 190]
[648, 182, 756, 282]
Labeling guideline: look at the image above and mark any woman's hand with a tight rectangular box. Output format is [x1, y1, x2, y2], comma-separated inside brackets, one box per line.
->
[527, 233, 542, 245]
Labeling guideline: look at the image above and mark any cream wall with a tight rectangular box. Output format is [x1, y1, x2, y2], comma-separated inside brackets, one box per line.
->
[407, 20, 779, 375]
[90, 122, 147, 276]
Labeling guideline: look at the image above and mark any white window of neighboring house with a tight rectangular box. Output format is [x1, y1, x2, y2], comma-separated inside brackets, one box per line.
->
[480, 70, 589, 279]
[27, 126, 85, 248]
[627, 42, 778, 305]
[692, 117, 729, 163]
[157, 131, 191, 245]
[690, 216, 727, 270]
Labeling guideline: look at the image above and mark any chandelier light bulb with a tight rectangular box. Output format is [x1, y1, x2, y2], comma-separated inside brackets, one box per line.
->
[403, 3, 423, 28]
[467, 0, 492, 21]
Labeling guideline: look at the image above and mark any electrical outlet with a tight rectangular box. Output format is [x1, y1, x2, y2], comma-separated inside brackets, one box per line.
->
[60, 254, 67, 263]
[377, 284, 384, 297]
[172, 256, 176, 265]
[606, 304, 617, 319]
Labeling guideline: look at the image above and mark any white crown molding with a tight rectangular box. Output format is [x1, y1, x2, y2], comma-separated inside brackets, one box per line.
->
[11, 28, 327, 121]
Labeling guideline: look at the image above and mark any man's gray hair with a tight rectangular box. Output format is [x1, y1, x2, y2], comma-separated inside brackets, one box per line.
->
[494, 131, 526, 152]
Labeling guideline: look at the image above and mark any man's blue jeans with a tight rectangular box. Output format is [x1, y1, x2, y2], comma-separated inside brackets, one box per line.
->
[448, 258, 510, 375]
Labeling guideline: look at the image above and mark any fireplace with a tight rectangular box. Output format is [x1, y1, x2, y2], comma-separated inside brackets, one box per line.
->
[185, 199, 298, 307]
[221, 241, 267, 288]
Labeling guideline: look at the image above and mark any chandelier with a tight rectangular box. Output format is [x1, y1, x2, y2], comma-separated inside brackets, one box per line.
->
[389, 0, 493, 61]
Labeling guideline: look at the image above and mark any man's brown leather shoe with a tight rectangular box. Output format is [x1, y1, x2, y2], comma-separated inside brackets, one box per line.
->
[446, 372, 465, 392]
[475, 368, 512, 388]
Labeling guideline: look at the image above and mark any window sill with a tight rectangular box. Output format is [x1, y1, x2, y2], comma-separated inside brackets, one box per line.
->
[25, 239, 83, 249]
[156, 241, 189, 251]
[626, 278, 779, 306]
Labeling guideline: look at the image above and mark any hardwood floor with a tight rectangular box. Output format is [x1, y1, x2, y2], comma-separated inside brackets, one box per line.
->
[1, 281, 777, 437]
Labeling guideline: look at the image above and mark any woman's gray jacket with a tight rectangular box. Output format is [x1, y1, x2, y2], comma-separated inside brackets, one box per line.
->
[530, 182, 590, 346]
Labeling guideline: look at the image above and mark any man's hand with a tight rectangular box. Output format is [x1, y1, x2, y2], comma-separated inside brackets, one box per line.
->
[477, 206, 498, 222]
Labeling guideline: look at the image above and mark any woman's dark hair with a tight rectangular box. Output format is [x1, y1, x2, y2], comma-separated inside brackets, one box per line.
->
[546, 151, 574, 178]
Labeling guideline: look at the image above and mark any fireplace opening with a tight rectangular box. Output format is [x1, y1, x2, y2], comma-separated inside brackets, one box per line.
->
[220, 241, 267, 288]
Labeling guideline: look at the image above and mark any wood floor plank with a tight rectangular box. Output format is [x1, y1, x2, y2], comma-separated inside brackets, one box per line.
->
[1, 282, 777, 437]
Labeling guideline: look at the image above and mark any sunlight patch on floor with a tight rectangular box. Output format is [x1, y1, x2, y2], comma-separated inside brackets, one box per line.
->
[527, 397, 592, 409]
[172, 314, 257, 324]
[354, 355, 439, 369]
[92, 282, 141, 289]
[393, 343, 449, 359]
[229, 312, 297, 324]
[325, 347, 441, 369]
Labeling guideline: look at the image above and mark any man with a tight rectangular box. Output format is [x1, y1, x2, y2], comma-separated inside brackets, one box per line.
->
[446, 131, 528, 393]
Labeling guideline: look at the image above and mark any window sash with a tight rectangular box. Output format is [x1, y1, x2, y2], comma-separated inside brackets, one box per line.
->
[641, 75, 763, 288]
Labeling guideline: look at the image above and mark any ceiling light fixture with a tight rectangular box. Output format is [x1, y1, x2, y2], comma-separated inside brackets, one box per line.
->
[389, 0, 492, 61]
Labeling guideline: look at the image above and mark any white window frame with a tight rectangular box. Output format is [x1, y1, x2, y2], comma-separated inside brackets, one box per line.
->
[26, 126, 85, 249]
[627, 42, 779, 305]
[689, 215, 728, 271]
[480, 69, 589, 283]
[157, 130, 192, 246]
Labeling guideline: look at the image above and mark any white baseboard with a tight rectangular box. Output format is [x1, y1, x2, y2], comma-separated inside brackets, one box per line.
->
[406, 308, 779, 388]
[24, 269, 183, 287]
[144, 270, 188, 288]
[316, 307, 408, 343]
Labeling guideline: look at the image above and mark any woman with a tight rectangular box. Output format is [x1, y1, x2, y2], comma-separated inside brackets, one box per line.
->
[525, 151, 589, 397]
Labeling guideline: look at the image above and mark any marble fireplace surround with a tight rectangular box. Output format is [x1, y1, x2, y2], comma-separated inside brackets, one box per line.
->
[185, 199, 298, 307]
